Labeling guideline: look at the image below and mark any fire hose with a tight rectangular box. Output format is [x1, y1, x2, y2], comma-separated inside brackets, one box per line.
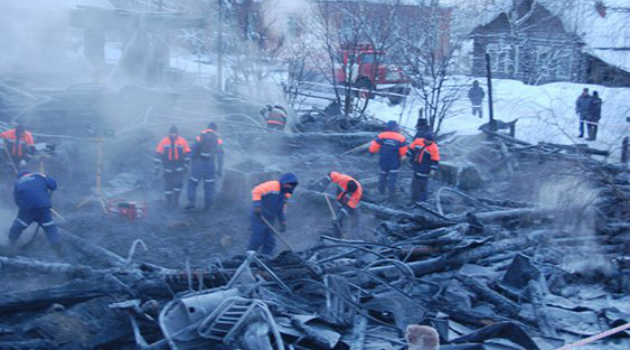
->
[555, 322, 630, 350]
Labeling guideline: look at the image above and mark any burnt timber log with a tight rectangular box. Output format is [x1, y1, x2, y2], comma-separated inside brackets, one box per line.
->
[454, 274, 522, 319]
[368, 237, 532, 277]
[0, 279, 125, 314]
[62, 230, 128, 269]
[301, 190, 457, 228]
[468, 208, 554, 224]
[527, 280, 557, 338]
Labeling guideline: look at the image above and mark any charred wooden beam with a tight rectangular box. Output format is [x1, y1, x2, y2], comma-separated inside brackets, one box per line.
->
[537, 142, 610, 157]
[61, 230, 129, 269]
[0, 279, 125, 313]
[369, 237, 532, 277]
[469, 208, 553, 224]
[454, 274, 522, 319]
[481, 130, 531, 146]
[301, 190, 457, 229]
[0, 256, 96, 278]
[527, 280, 557, 338]
[0, 340, 59, 349]
[433, 296, 531, 330]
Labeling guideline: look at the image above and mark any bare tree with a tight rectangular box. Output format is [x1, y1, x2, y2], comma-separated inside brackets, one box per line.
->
[395, 0, 460, 134]
[304, 0, 404, 117]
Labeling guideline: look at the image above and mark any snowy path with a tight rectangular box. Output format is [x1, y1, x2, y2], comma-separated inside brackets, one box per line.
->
[367, 79, 630, 160]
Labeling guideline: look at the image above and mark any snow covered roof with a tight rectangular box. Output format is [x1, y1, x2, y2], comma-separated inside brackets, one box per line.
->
[556, 0, 630, 73]
[467, 0, 630, 73]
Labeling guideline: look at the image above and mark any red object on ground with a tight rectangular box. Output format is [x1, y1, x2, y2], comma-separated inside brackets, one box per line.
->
[106, 199, 148, 220]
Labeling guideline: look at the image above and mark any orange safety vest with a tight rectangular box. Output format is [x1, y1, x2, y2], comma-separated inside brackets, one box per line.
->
[156, 136, 191, 162]
[267, 108, 287, 126]
[330, 172, 362, 209]
[409, 138, 440, 164]
[0, 129, 35, 157]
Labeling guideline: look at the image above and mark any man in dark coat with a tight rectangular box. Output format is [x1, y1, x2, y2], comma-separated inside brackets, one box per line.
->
[468, 80, 485, 118]
[587, 91, 602, 141]
[575, 88, 591, 138]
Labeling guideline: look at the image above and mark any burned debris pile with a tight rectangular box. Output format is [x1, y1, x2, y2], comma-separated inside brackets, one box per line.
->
[0, 124, 628, 350]
[1, 91, 629, 350]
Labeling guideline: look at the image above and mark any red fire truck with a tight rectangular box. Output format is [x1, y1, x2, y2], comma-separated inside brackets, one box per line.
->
[334, 44, 410, 104]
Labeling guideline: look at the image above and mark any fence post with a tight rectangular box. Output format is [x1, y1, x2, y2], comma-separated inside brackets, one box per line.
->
[622, 137, 629, 164]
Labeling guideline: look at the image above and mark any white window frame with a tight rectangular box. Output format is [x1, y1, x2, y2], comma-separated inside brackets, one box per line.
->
[486, 41, 516, 75]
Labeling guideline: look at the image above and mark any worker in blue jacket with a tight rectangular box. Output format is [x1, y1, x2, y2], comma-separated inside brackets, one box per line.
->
[185, 122, 225, 211]
[9, 170, 60, 249]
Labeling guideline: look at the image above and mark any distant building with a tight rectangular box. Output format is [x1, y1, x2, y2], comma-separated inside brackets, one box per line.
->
[470, 0, 630, 86]
[317, 0, 452, 60]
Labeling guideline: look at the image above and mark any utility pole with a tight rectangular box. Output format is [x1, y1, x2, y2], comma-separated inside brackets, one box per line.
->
[485, 53, 496, 131]
[217, 0, 224, 91]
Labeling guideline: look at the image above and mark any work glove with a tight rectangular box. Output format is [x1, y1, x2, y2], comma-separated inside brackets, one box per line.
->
[18, 159, 27, 167]
[279, 222, 287, 233]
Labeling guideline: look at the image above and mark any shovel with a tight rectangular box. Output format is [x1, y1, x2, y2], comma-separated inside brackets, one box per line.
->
[323, 193, 343, 235]
[260, 216, 295, 251]
[260, 216, 320, 276]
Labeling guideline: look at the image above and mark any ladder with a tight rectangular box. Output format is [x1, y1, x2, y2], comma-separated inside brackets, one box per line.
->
[197, 297, 257, 343]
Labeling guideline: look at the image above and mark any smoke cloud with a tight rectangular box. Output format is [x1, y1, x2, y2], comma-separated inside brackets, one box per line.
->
[0, 0, 92, 86]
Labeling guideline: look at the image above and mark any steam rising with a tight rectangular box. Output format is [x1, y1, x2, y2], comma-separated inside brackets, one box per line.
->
[537, 176, 609, 274]
[0, 1, 91, 86]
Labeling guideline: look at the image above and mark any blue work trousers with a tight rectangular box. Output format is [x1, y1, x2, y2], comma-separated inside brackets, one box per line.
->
[187, 160, 215, 208]
[411, 173, 430, 202]
[9, 208, 60, 246]
[248, 216, 276, 257]
[378, 166, 400, 194]
[164, 169, 184, 204]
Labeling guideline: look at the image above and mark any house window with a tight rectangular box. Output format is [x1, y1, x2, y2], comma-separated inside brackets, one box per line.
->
[246, 11, 258, 40]
[535, 46, 573, 80]
[486, 42, 516, 75]
[556, 55, 572, 79]
[340, 15, 354, 42]
[287, 16, 298, 41]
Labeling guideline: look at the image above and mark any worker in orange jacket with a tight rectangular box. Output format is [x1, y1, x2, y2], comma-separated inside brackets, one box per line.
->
[1, 124, 35, 169]
[409, 132, 440, 203]
[260, 104, 288, 131]
[369, 120, 408, 199]
[248, 173, 298, 257]
[154, 126, 191, 207]
[322, 171, 362, 238]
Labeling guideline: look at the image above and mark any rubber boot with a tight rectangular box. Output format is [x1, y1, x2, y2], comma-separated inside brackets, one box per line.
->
[2, 239, 19, 257]
[51, 244, 64, 259]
